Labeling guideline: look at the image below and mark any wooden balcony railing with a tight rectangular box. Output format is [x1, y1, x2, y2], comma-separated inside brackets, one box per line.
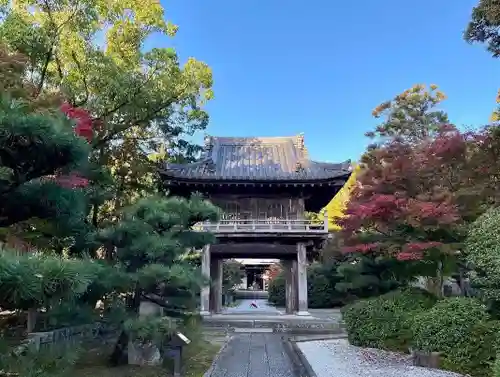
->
[194, 217, 328, 234]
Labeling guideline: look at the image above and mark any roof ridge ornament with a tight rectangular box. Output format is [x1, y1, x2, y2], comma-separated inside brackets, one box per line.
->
[203, 134, 213, 154]
[343, 159, 353, 171]
[296, 133, 305, 150]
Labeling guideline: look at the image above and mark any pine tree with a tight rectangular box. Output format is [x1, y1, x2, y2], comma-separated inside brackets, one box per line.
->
[0, 96, 91, 239]
[94, 194, 219, 364]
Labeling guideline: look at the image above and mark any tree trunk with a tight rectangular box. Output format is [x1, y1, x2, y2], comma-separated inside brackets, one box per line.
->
[109, 288, 141, 365]
[425, 261, 444, 298]
[26, 308, 37, 333]
[109, 330, 129, 366]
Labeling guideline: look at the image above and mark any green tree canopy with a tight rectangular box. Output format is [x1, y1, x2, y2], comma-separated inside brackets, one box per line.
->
[465, 0, 500, 58]
[0, 0, 214, 229]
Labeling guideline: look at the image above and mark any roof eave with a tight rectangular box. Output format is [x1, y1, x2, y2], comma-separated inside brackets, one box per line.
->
[160, 172, 351, 185]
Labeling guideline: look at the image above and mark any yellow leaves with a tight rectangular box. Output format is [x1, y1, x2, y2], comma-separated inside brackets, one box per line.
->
[204, 88, 215, 101]
[166, 21, 179, 37]
[181, 57, 214, 103]
[412, 84, 425, 93]
[106, 20, 142, 66]
[372, 101, 391, 118]
[324, 164, 360, 230]
[373, 83, 445, 120]
[433, 89, 447, 103]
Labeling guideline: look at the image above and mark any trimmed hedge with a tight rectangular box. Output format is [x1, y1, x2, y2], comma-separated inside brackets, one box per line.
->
[344, 293, 500, 377]
[412, 297, 499, 377]
[342, 288, 436, 351]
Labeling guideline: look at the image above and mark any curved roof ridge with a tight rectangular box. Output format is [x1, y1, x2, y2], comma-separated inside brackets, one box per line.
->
[212, 135, 300, 144]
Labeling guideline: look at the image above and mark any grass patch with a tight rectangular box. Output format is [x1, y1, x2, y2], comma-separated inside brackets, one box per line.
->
[72, 337, 221, 377]
[183, 340, 221, 377]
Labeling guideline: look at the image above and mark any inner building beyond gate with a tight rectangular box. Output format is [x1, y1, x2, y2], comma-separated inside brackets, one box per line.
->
[159, 134, 352, 315]
[234, 258, 277, 291]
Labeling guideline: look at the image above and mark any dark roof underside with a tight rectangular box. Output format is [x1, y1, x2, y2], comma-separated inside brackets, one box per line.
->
[161, 135, 351, 182]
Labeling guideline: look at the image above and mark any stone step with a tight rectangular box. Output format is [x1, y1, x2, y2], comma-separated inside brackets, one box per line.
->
[202, 318, 345, 335]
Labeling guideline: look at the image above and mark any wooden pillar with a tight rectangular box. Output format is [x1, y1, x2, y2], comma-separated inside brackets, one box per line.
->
[200, 245, 211, 315]
[296, 242, 310, 316]
[210, 258, 223, 313]
[283, 259, 297, 314]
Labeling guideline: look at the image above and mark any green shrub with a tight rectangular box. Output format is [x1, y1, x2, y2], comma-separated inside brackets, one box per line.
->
[268, 273, 285, 306]
[267, 262, 346, 308]
[412, 297, 488, 353]
[308, 262, 345, 308]
[466, 207, 500, 318]
[440, 320, 500, 377]
[412, 297, 498, 376]
[342, 288, 436, 351]
[494, 354, 500, 377]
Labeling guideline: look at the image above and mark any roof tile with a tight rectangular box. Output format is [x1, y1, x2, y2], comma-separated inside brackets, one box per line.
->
[161, 135, 351, 181]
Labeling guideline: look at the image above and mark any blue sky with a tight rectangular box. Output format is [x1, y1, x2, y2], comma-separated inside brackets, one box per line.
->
[156, 0, 500, 163]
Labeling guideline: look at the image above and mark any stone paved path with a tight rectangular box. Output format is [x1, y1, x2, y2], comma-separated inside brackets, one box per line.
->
[222, 299, 282, 314]
[205, 333, 297, 377]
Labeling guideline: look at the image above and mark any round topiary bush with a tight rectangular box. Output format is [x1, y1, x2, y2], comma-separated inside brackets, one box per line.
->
[412, 297, 498, 376]
[342, 288, 436, 351]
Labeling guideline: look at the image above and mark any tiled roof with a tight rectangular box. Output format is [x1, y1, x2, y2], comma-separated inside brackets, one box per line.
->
[161, 135, 351, 181]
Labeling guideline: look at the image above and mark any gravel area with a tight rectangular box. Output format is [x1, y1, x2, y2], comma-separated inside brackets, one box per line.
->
[297, 339, 464, 377]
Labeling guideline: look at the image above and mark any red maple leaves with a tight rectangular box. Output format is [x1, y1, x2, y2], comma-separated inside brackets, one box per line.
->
[60, 102, 94, 142]
[340, 121, 500, 263]
[339, 124, 472, 261]
[264, 263, 282, 282]
[51, 102, 95, 188]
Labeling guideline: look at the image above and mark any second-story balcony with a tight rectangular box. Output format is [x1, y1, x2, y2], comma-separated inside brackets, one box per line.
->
[195, 216, 328, 234]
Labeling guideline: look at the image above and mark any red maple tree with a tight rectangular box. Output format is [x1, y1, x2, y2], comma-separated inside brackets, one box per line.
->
[337, 85, 474, 278]
[264, 263, 282, 282]
[339, 85, 500, 291]
[340, 126, 466, 262]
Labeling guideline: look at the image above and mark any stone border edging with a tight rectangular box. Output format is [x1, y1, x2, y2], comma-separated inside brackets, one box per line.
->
[202, 335, 232, 377]
[282, 335, 317, 377]
[16, 322, 117, 353]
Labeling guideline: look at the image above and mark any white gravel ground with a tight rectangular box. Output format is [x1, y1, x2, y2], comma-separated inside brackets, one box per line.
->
[297, 339, 464, 377]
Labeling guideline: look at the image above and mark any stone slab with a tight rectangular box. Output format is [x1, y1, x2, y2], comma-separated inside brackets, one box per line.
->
[203, 333, 296, 377]
[234, 328, 273, 333]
